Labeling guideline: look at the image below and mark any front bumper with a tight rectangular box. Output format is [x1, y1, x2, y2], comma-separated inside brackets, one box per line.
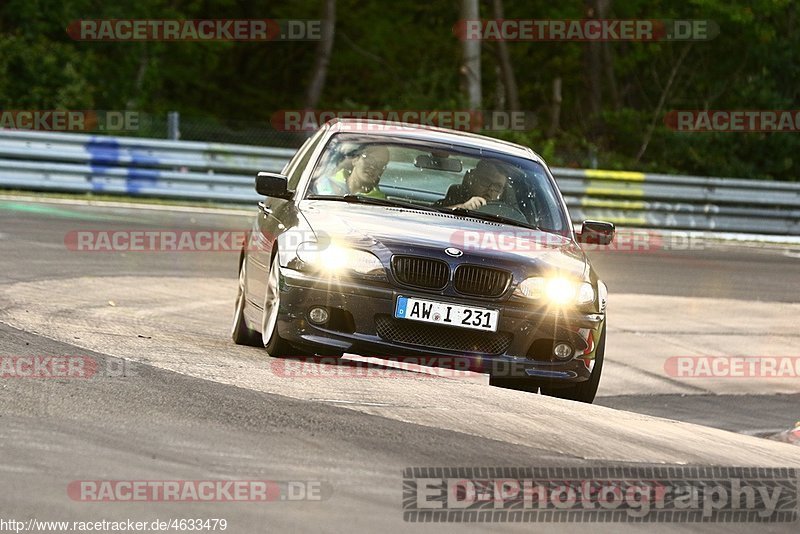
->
[276, 268, 605, 384]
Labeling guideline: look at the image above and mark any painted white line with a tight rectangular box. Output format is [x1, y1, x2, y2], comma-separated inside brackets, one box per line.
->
[2, 193, 797, 245]
[0, 194, 253, 216]
[573, 224, 800, 247]
[312, 399, 395, 407]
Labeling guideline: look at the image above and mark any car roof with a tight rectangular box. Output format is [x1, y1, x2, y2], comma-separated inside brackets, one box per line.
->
[325, 118, 543, 163]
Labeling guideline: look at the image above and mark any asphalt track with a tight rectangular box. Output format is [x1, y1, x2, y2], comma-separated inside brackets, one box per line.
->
[0, 197, 798, 533]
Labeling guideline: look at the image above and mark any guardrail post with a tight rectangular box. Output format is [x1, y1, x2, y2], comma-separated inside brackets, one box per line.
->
[167, 111, 180, 140]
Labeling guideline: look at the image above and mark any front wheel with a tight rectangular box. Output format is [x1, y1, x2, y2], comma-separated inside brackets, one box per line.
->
[540, 323, 606, 404]
[231, 256, 262, 346]
[261, 252, 293, 358]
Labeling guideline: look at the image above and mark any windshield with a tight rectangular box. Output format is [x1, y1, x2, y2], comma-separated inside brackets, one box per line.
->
[304, 133, 571, 235]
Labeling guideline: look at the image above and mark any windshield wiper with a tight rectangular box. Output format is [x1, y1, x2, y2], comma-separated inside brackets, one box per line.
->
[307, 194, 438, 213]
[443, 207, 541, 231]
[307, 194, 540, 228]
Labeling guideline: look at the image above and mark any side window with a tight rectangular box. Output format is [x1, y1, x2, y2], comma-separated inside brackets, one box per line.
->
[287, 129, 326, 190]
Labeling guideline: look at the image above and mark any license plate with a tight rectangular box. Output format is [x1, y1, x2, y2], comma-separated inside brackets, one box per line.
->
[394, 296, 499, 332]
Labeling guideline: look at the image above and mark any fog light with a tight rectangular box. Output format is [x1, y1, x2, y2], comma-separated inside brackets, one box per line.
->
[553, 343, 574, 360]
[308, 307, 329, 324]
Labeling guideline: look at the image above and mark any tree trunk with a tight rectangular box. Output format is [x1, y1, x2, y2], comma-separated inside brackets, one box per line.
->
[547, 77, 562, 138]
[585, 0, 610, 147]
[305, 0, 336, 110]
[603, 40, 621, 110]
[461, 0, 481, 110]
[635, 43, 693, 163]
[585, 0, 607, 118]
[495, 64, 505, 110]
[491, 0, 519, 112]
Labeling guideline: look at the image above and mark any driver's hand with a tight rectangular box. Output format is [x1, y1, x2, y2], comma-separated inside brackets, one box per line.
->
[457, 196, 487, 210]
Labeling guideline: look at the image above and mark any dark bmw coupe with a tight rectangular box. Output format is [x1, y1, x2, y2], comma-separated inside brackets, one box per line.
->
[232, 119, 615, 402]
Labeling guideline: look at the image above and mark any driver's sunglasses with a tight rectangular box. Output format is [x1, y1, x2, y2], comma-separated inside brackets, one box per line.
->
[478, 179, 506, 194]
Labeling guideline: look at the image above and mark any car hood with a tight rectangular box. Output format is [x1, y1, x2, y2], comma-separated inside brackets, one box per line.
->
[298, 200, 589, 279]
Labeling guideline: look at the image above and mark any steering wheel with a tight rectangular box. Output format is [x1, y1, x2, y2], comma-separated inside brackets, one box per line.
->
[475, 200, 529, 224]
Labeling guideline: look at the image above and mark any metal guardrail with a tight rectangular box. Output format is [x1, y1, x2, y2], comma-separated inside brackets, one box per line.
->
[1, 129, 798, 234]
[556, 169, 800, 235]
[0, 129, 295, 203]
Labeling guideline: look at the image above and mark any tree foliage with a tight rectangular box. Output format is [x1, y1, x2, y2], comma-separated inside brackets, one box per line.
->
[0, 0, 797, 180]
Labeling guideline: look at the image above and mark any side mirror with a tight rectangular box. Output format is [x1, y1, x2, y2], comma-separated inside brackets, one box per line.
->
[255, 172, 293, 199]
[577, 220, 615, 245]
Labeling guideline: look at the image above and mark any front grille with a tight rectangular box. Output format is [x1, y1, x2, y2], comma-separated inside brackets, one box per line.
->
[375, 315, 512, 354]
[391, 256, 449, 290]
[454, 265, 511, 297]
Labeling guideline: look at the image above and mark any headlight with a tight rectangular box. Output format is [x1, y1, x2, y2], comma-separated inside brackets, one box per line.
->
[515, 277, 594, 306]
[296, 242, 385, 277]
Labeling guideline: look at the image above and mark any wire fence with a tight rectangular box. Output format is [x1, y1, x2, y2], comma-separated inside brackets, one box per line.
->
[27, 111, 622, 170]
[118, 112, 312, 149]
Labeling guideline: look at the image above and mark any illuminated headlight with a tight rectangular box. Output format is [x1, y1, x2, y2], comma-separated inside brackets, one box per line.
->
[576, 282, 595, 305]
[514, 277, 595, 306]
[296, 242, 385, 277]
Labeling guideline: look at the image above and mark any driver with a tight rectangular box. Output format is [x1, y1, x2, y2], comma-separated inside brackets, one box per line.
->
[312, 145, 390, 198]
[436, 159, 509, 210]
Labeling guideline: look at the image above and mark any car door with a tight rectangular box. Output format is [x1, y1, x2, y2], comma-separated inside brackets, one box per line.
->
[246, 128, 328, 310]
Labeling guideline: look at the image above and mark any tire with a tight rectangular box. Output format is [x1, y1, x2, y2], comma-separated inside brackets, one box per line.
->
[231, 256, 262, 346]
[540, 323, 606, 404]
[261, 252, 293, 358]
